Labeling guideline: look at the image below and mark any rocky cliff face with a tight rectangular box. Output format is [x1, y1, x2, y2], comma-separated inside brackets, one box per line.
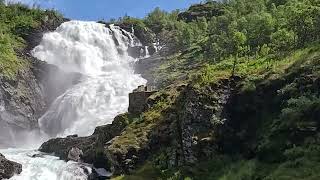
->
[0, 153, 22, 179]
[104, 80, 236, 174]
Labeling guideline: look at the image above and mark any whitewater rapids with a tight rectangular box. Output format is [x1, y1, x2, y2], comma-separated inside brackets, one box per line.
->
[1, 21, 146, 179]
[1, 149, 90, 180]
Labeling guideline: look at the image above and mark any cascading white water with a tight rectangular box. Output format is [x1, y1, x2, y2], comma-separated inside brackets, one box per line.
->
[1, 20, 146, 180]
[33, 21, 146, 137]
[144, 46, 150, 58]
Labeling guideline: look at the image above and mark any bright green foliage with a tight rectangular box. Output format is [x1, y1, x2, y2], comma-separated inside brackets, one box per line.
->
[144, 7, 170, 34]
[0, 3, 61, 79]
[270, 28, 295, 52]
[135, 0, 320, 63]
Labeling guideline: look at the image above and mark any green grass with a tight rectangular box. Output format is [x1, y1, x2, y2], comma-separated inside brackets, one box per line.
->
[0, 33, 24, 79]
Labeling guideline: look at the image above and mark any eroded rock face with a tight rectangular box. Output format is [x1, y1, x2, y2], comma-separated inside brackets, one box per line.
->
[0, 153, 22, 179]
[172, 81, 233, 165]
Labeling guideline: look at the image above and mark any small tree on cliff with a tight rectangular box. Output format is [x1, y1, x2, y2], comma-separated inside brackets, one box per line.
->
[232, 31, 247, 77]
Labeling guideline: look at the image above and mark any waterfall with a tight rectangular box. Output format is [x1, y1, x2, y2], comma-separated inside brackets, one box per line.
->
[144, 46, 150, 58]
[1, 20, 146, 180]
[33, 21, 146, 137]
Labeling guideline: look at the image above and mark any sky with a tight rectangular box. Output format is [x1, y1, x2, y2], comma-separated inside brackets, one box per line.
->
[6, 0, 203, 21]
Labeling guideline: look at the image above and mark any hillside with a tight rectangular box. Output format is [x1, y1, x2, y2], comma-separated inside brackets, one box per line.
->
[108, 0, 320, 179]
[1, 0, 320, 180]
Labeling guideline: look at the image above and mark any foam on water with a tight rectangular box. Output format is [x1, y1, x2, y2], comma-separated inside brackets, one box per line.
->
[0, 149, 91, 180]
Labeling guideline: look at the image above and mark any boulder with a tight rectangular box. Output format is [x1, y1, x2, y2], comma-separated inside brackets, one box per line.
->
[88, 168, 112, 180]
[0, 153, 22, 179]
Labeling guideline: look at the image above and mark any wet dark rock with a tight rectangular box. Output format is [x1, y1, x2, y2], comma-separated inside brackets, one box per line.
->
[68, 147, 84, 162]
[88, 168, 112, 180]
[39, 114, 130, 170]
[127, 46, 143, 59]
[31, 153, 45, 158]
[0, 153, 22, 179]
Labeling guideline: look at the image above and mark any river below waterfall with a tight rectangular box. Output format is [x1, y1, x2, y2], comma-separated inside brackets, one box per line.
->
[1, 149, 90, 180]
[0, 21, 146, 180]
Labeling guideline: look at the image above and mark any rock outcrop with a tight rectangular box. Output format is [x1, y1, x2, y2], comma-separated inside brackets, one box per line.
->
[105, 80, 236, 174]
[97, 21, 155, 47]
[0, 153, 22, 179]
[39, 114, 130, 170]
[178, 1, 225, 22]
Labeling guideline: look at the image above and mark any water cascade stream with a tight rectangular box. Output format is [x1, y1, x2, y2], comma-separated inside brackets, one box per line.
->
[0, 21, 146, 180]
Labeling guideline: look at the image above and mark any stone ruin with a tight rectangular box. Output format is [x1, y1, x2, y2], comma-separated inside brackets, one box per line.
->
[128, 85, 157, 114]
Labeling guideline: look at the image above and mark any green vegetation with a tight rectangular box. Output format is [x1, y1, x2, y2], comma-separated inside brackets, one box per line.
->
[0, 2, 61, 79]
[111, 0, 320, 179]
[108, 87, 181, 154]
[112, 45, 320, 179]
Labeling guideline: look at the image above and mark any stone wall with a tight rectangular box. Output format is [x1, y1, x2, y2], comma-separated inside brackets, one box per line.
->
[128, 85, 157, 114]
